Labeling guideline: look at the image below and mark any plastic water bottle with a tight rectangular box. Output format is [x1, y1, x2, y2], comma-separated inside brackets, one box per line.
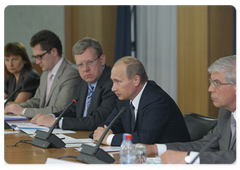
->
[119, 134, 136, 164]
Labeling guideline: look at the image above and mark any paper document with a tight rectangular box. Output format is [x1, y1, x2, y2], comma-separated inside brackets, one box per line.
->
[7, 122, 76, 135]
[45, 158, 84, 164]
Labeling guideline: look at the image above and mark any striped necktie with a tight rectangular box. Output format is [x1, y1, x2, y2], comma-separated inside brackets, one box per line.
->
[86, 84, 94, 109]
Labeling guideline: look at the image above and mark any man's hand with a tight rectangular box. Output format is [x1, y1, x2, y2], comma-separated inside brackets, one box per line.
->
[31, 114, 44, 124]
[4, 104, 24, 116]
[31, 114, 55, 127]
[93, 125, 113, 145]
[161, 150, 188, 164]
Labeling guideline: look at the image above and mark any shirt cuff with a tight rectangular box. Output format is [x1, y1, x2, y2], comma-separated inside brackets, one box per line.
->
[156, 144, 167, 156]
[22, 108, 26, 116]
[58, 117, 63, 129]
[189, 151, 200, 164]
[106, 134, 114, 145]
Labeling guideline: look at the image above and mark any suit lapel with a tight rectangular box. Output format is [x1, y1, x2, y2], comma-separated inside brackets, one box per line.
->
[40, 71, 48, 107]
[44, 58, 67, 106]
[77, 82, 88, 117]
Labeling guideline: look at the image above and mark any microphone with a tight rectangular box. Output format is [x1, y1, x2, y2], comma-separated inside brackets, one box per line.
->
[4, 85, 22, 107]
[77, 107, 126, 164]
[190, 134, 221, 164]
[31, 97, 79, 148]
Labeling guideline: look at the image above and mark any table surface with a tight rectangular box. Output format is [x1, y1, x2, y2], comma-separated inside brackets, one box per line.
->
[4, 121, 120, 164]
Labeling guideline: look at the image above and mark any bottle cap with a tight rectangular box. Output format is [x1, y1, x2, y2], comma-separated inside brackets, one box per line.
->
[125, 134, 132, 140]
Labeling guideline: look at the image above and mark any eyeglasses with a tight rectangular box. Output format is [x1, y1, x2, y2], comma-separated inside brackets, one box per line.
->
[32, 48, 52, 60]
[209, 78, 234, 88]
[76, 55, 101, 69]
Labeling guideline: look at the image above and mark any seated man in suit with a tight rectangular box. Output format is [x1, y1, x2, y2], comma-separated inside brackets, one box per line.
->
[145, 55, 236, 164]
[93, 56, 190, 146]
[4, 30, 80, 118]
[30, 37, 117, 131]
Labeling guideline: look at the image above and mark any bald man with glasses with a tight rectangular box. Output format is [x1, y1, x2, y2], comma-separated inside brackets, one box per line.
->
[4, 30, 80, 118]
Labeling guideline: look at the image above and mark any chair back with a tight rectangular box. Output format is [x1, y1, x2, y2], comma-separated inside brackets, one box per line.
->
[184, 113, 217, 141]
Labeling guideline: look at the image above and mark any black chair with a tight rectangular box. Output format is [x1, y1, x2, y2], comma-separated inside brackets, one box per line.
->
[184, 113, 217, 141]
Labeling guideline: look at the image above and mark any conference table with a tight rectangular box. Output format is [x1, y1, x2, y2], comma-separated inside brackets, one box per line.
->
[4, 120, 120, 164]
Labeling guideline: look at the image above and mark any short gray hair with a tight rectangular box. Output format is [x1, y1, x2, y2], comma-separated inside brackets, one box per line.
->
[72, 37, 103, 57]
[208, 55, 236, 84]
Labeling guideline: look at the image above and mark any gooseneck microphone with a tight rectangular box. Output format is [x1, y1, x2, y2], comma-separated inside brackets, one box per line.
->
[190, 134, 221, 164]
[4, 85, 22, 107]
[31, 97, 79, 148]
[77, 107, 126, 164]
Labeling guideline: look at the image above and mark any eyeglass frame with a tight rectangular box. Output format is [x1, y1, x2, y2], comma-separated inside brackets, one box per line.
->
[76, 55, 101, 69]
[32, 48, 52, 60]
[209, 78, 234, 88]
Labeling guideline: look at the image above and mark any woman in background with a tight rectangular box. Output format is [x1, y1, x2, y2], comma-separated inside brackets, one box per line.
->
[4, 42, 40, 104]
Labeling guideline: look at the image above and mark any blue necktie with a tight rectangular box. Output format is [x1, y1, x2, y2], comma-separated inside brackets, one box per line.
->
[87, 84, 94, 109]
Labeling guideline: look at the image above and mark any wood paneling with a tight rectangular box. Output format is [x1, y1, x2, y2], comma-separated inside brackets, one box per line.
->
[65, 6, 117, 66]
[177, 6, 234, 117]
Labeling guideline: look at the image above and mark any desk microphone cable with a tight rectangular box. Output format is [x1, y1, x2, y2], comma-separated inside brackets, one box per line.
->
[7, 140, 33, 147]
[57, 155, 77, 159]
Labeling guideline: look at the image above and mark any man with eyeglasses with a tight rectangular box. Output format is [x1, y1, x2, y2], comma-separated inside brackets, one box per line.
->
[30, 37, 117, 131]
[144, 55, 236, 164]
[4, 30, 80, 118]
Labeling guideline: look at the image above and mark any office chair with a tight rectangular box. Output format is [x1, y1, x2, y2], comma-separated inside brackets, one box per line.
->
[184, 113, 217, 141]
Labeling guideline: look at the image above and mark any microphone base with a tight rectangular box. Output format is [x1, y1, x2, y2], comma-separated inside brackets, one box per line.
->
[31, 130, 65, 148]
[77, 143, 115, 164]
[4, 121, 11, 129]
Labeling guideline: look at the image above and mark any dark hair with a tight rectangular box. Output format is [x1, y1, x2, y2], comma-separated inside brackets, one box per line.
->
[30, 30, 63, 57]
[4, 42, 32, 76]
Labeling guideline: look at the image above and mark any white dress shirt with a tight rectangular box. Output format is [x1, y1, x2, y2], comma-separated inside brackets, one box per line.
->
[106, 82, 147, 145]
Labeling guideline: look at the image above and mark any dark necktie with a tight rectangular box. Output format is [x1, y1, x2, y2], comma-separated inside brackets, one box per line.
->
[130, 102, 135, 132]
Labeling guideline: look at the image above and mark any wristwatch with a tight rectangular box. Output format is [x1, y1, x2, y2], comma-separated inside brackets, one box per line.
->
[184, 151, 191, 164]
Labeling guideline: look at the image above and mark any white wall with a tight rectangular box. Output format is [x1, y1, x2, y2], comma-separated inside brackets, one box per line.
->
[4, 5, 65, 62]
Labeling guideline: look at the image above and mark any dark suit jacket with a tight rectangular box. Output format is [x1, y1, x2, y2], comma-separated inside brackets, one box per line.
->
[166, 108, 236, 164]
[20, 57, 80, 118]
[103, 80, 190, 146]
[54, 65, 117, 131]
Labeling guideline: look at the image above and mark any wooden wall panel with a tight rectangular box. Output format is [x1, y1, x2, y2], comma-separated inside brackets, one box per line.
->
[65, 6, 117, 66]
[178, 6, 234, 117]
[177, 6, 209, 116]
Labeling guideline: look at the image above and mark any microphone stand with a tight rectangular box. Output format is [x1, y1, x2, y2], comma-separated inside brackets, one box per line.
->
[190, 134, 221, 164]
[4, 85, 22, 107]
[77, 107, 126, 164]
[31, 97, 79, 148]
[4, 85, 22, 129]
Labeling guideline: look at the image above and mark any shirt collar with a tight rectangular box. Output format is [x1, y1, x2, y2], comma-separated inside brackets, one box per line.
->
[49, 56, 64, 77]
[232, 110, 236, 121]
[130, 82, 148, 110]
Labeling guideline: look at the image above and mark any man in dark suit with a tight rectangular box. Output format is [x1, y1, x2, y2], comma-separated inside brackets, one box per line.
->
[31, 37, 117, 131]
[93, 56, 190, 146]
[145, 55, 236, 164]
[4, 30, 80, 118]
